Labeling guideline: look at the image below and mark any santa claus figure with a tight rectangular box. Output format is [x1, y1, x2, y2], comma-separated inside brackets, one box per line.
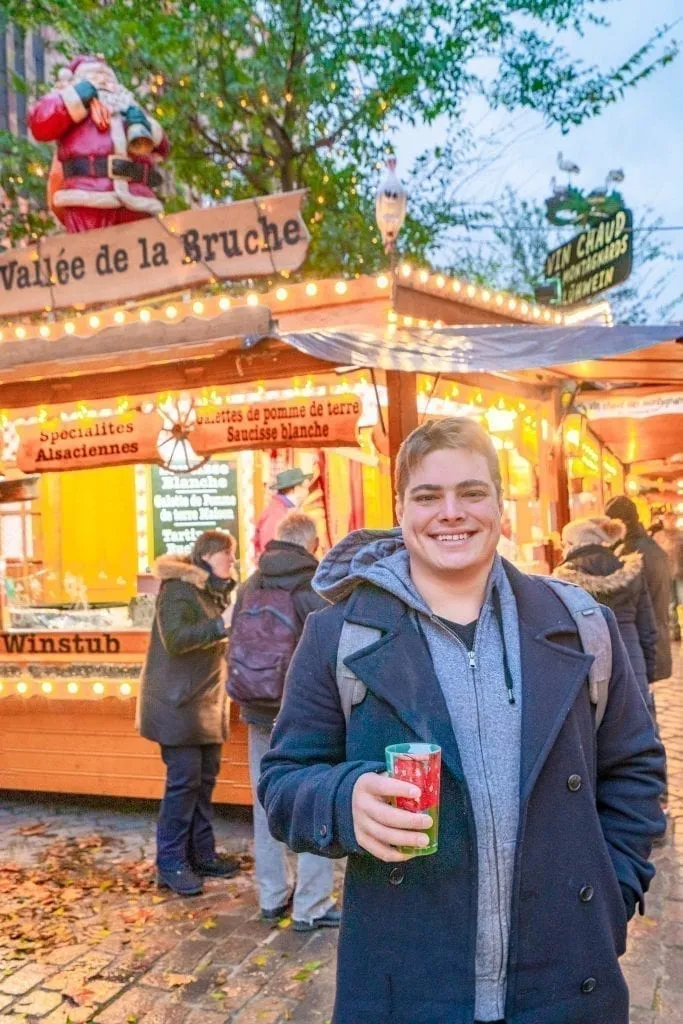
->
[28, 55, 169, 233]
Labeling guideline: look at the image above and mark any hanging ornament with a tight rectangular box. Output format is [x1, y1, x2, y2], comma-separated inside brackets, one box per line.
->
[375, 158, 408, 253]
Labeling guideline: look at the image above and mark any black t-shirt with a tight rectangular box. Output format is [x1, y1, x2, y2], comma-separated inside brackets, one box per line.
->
[437, 617, 478, 651]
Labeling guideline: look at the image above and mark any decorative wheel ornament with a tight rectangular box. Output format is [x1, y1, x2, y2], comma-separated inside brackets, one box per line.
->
[156, 396, 208, 474]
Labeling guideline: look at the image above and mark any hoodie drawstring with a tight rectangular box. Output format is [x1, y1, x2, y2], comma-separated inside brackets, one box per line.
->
[492, 586, 516, 705]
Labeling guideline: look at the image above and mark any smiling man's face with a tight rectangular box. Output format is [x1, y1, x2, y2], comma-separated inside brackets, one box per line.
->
[396, 447, 502, 581]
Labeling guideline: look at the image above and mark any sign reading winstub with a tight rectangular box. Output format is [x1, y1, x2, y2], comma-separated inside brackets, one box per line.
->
[544, 208, 633, 306]
[0, 190, 309, 317]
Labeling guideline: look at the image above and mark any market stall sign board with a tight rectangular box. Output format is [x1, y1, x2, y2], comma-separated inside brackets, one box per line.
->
[151, 461, 239, 558]
[16, 412, 161, 473]
[0, 631, 149, 657]
[0, 190, 309, 317]
[544, 208, 633, 306]
[193, 394, 362, 453]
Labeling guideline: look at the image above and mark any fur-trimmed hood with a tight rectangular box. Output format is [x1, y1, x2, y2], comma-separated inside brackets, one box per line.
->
[554, 545, 644, 597]
[153, 554, 209, 590]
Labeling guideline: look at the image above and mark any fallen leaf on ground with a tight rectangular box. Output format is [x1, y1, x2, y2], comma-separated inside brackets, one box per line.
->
[291, 960, 324, 982]
[164, 972, 197, 987]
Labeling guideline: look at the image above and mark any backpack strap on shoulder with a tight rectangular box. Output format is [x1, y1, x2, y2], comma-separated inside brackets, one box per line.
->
[540, 576, 612, 730]
[335, 620, 381, 726]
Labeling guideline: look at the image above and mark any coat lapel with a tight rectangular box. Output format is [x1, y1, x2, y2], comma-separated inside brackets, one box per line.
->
[505, 566, 594, 803]
[344, 614, 466, 784]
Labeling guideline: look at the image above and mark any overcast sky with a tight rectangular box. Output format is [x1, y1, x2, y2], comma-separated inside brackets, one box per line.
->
[395, 0, 683, 317]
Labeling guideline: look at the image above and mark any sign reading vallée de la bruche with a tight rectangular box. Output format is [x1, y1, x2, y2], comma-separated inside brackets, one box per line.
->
[151, 462, 239, 559]
[544, 208, 633, 306]
[0, 190, 310, 317]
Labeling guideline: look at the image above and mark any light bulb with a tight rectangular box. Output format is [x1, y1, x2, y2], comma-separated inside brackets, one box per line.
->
[452, 281, 461, 293]
[165, 305, 178, 319]
[15, 326, 26, 339]
[41, 682, 53, 694]
[435, 275, 445, 289]
[275, 287, 288, 301]
[139, 309, 151, 322]
[219, 296, 231, 310]
[419, 270, 429, 284]
[64, 321, 75, 334]
[93, 682, 105, 695]
[305, 283, 318, 297]
[401, 264, 412, 277]
[508, 299, 517, 311]
[88, 315, 100, 329]
[120, 683, 132, 696]
[466, 285, 476, 298]
[376, 275, 389, 289]
[114, 311, 125, 324]
[247, 293, 259, 306]
[192, 300, 204, 315]
[334, 281, 348, 295]
[17, 681, 28, 694]
[39, 325, 50, 338]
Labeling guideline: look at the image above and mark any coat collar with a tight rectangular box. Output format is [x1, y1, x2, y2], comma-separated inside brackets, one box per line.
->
[343, 561, 592, 801]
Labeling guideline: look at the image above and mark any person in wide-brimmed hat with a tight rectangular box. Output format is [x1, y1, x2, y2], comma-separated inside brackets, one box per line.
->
[554, 516, 657, 702]
[254, 467, 312, 558]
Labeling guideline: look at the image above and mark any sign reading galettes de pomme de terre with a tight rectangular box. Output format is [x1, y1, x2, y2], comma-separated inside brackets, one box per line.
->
[0, 191, 309, 317]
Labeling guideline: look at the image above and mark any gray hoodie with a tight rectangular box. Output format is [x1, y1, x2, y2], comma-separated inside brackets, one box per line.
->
[314, 528, 522, 1022]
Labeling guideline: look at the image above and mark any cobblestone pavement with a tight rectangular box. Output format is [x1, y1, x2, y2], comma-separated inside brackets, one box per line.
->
[0, 648, 681, 1023]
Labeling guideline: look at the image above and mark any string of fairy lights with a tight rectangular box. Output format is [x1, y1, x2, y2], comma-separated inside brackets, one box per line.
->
[0, 266, 611, 347]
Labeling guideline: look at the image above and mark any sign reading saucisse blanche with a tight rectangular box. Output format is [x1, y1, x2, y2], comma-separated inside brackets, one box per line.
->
[15, 393, 363, 474]
[192, 394, 362, 453]
[0, 190, 310, 317]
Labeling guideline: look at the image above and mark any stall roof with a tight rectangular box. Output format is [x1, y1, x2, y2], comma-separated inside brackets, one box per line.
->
[278, 322, 682, 378]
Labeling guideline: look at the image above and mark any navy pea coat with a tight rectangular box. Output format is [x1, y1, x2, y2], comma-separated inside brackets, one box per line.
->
[259, 562, 665, 1024]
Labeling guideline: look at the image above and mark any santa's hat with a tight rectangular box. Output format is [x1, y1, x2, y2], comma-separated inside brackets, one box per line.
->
[57, 54, 107, 85]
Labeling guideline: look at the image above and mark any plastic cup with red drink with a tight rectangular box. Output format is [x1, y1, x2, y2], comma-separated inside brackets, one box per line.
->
[385, 743, 441, 855]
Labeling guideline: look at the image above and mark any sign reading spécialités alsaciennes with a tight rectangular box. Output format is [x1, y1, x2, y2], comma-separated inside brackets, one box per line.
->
[544, 208, 633, 306]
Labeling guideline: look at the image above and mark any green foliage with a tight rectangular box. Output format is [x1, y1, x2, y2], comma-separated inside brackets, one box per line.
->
[4, 0, 679, 275]
[0, 132, 55, 252]
[451, 187, 683, 324]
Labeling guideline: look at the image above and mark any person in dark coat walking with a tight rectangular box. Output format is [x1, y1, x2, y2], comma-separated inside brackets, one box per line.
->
[137, 530, 240, 896]
[606, 495, 672, 680]
[259, 418, 665, 1024]
[553, 516, 657, 704]
[230, 512, 338, 930]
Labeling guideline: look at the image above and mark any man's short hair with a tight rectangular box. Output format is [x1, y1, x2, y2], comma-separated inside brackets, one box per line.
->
[395, 418, 502, 501]
[276, 512, 318, 549]
[191, 529, 236, 564]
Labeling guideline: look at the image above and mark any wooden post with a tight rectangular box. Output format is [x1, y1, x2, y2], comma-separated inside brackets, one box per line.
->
[386, 370, 418, 520]
[553, 393, 571, 534]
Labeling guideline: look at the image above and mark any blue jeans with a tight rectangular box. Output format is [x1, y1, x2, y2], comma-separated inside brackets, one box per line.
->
[157, 743, 221, 870]
[248, 722, 335, 923]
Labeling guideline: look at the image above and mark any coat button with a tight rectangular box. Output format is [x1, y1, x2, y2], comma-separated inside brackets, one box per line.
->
[579, 885, 594, 903]
[319, 825, 328, 838]
[389, 866, 405, 886]
[581, 977, 597, 994]
[567, 774, 582, 792]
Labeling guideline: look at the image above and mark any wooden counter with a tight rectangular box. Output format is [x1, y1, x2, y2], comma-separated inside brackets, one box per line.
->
[0, 630, 251, 805]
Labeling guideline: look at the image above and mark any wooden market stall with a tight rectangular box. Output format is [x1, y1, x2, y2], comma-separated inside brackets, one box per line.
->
[0, 265, 579, 804]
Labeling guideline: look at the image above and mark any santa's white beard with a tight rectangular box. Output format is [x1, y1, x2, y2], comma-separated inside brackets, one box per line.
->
[74, 69, 136, 115]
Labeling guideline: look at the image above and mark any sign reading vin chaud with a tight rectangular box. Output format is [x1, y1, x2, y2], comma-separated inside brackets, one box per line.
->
[544, 208, 633, 306]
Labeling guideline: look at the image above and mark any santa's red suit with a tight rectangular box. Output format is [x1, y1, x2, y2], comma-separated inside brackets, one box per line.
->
[28, 59, 168, 234]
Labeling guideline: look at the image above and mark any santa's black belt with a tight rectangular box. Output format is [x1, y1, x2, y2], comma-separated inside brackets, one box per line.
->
[62, 156, 162, 189]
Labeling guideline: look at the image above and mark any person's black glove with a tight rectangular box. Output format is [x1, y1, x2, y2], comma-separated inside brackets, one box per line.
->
[124, 106, 152, 132]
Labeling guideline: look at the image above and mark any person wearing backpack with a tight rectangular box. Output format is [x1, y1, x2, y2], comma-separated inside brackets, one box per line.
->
[228, 512, 339, 931]
[258, 418, 665, 1024]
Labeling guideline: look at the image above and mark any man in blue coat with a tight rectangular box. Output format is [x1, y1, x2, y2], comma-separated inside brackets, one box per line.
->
[259, 418, 665, 1024]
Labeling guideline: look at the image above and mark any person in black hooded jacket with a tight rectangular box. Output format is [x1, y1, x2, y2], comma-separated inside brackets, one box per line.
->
[554, 516, 657, 702]
[230, 512, 339, 932]
[606, 495, 672, 681]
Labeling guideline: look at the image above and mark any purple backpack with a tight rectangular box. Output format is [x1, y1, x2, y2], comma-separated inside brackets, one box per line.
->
[227, 586, 298, 703]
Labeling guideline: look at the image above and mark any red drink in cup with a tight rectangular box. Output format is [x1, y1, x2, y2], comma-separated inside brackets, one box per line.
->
[385, 743, 441, 855]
